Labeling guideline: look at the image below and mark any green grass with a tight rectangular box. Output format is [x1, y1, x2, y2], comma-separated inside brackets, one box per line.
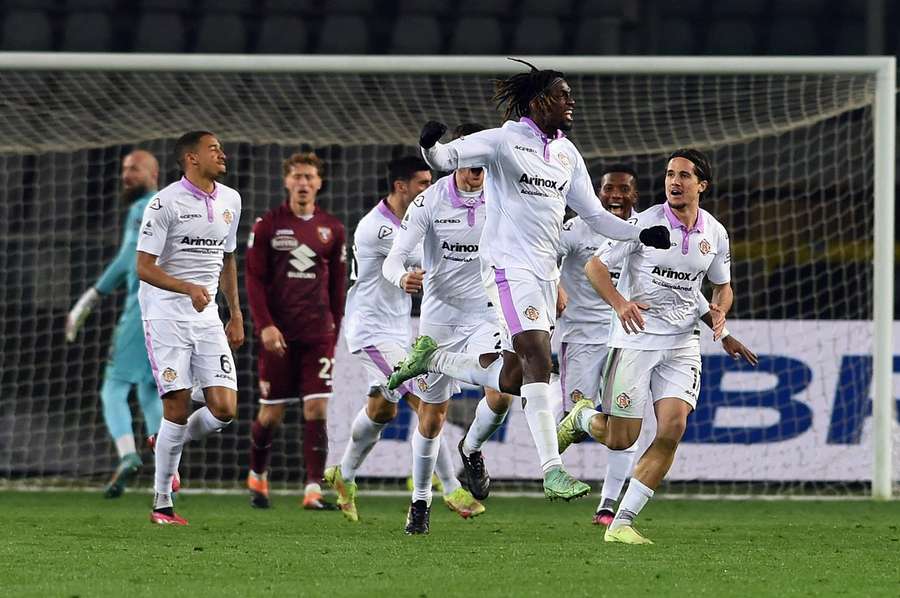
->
[2, 491, 900, 597]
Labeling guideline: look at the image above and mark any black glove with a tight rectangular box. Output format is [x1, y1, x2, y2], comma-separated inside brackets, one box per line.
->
[639, 225, 671, 249]
[419, 121, 447, 149]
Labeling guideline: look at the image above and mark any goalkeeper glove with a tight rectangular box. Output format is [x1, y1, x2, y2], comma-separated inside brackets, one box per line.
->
[419, 121, 447, 149]
[639, 225, 671, 250]
[65, 287, 100, 342]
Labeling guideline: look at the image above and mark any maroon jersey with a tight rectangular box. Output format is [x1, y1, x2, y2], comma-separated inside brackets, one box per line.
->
[246, 203, 347, 342]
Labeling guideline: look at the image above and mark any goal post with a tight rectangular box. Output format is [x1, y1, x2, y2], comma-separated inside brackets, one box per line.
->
[0, 53, 893, 498]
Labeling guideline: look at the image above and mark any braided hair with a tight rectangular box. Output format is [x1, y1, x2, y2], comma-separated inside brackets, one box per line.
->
[492, 58, 566, 123]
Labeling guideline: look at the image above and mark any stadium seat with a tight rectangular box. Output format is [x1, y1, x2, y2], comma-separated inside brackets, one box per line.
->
[397, 0, 448, 16]
[255, 16, 309, 54]
[456, 0, 513, 17]
[6, 0, 55, 8]
[133, 12, 186, 52]
[510, 17, 564, 55]
[448, 17, 504, 54]
[266, 0, 318, 15]
[194, 14, 248, 53]
[1, 10, 53, 51]
[389, 15, 443, 54]
[578, 0, 625, 17]
[198, 0, 255, 14]
[139, 0, 189, 11]
[326, 0, 377, 14]
[705, 20, 758, 55]
[572, 17, 620, 55]
[766, 19, 819, 54]
[771, 0, 829, 15]
[61, 12, 113, 52]
[64, 0, 117, 9]
[316, 16, 370, 54]
[518, 0, 574, 17]
[656, 18, 695, 55]
[833, 21, 866, 54]
[711, 0, 766, 16]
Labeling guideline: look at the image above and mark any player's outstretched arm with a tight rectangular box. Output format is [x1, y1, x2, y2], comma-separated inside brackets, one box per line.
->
[585, 255, 646, 334]
[698, 310, 758, 366]
[220, 252, 244, 349]
[419, 122, 499, 172]
[383, 191, 430, 294]
[136, 250, 210, 312]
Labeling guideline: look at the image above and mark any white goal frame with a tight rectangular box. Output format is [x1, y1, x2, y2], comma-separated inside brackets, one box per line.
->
[0, 53, 894, 498]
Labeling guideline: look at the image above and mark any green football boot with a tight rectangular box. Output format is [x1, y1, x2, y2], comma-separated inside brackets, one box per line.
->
[387, 336, 438, 390]
[103, 452, 142, 499]
[605, 524, 654, 545]
[324, 465, 359, 522]
[443, 487, 485, 519]
[557, 399, 594, 454]
[542, 466, 590, 501]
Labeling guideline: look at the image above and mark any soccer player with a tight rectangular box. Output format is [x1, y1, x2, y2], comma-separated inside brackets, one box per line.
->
[244, 152, 346, 510]
[65, 150, 164, 498]
[388, 60, 672, 501]
[383, 124, 510, 533]
[137, 131, 244, 526]
[557, 148, 755, 544]
[556, 164, 641, 524]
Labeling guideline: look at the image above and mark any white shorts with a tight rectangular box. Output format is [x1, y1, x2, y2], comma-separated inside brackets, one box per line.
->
[143, 319, 237, 396]
[601, 345, 701, 418]
[415, 318, 504, 404]
[353, 342, 414, 404]
[484, 266, 557, 344]
[559, 341, 609, 410]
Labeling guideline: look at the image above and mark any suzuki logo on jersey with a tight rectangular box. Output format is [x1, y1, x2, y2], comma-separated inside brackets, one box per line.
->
[288, 244, 317, 279]
[441, 240, 478, 252]
[651, 265, 704, 281]
[181, 236, 224, 247]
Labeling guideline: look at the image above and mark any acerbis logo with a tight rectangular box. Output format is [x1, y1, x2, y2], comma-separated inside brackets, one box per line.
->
[180, 236, 224, 246]
[378, 225, 393, 239]
[434, 218, 461, 224]
[651, 265, 703, 281]
[514, 145, 537, 154]
[441, 240, 478, 252]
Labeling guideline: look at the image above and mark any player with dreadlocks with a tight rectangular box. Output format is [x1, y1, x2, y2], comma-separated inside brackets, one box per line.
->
[389, 60, 672, 501]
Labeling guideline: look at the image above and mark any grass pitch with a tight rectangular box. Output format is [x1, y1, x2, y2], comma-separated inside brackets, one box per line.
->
[1, 490, 899, 597]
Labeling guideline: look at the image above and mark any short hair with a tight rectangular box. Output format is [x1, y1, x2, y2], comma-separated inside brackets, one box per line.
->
[387, 155, 430, 189]
[599, 163, 639, 184]
[283, 152, 324, 178]
[667, 148, 712, 199]
[452, 122, 487, 140]
[174, 130, 215, 170]
[492, 58, 566, 122]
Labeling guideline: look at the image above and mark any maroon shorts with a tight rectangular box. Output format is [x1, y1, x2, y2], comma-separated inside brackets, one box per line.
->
[257, 338, 336, 404]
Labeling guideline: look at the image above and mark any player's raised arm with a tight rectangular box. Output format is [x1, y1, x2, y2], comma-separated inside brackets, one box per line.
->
[419, 121, 500, 172]
[383, 192, 430, 293]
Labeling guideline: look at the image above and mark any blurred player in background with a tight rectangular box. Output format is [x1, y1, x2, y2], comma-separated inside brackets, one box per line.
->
[65, 150, 164, 499]
[383, 123, 503, 533]
[137, 131, 244, 525]
[324, 156, 480, 524]
[556, 164, 641, 525]
[389, 59, 671, 501]
[244, 152, 346, 510]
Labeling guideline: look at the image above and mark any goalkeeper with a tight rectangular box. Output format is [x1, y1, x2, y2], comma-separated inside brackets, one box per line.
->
[65, 150, 163, 498]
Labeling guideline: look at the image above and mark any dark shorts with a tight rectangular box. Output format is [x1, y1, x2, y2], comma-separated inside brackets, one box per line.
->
[257, 338, 336, 404]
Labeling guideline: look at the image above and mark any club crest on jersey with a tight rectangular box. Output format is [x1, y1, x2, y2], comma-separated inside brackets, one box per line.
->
[162, 368, 178, 383]
[416, 377, 428, 392]
[378, 225, 393, 239]
[523, 306, 540, 321]
[222, 209, 233, 225]
[318, 226, 332, 243]
[615, 393, 631, 409]
[557, 152, 572, 170]
[570, 389, 585, 402]
[699, 239, 711, 255]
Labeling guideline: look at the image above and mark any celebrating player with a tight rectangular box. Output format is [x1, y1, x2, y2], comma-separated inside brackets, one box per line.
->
[557, 148, 755, 544]
[137, 131, 244, 526]
[556, 164, 642, 524]
[244, 153, 346, 510]
[65, 150, 164, 498]
[324, 157, 481, 524]
[383, 124, 508, 533]
[389, 59, 672, 501]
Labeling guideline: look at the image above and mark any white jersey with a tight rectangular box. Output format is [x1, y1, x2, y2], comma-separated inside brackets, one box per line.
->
[422, 117, 640, 281]
[598, 203, 731, 350]
[137, 176, 241, 322]
[556, 211, 637, 344]
[344, 199, 422, 353]
[382, 174, 492, 326]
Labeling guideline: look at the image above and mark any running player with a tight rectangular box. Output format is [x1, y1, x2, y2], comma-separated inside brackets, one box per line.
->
[137, 130, 243, 525]
[388, 60, 671, 501]
[244, 152, 346, 510]
[65, 150, 163, 498]
[383, 124, 509, 533]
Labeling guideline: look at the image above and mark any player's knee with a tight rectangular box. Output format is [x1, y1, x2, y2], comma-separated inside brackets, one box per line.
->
[418, 413, 444, 438]
[656, 416, 687, 446]
[210, 402, 236, 422]
[485, 387, 512, 411]
[303, 398, 328, 421]
[367, 397, 396, 424]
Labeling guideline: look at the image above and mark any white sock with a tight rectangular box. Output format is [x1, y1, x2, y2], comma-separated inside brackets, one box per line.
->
[340, 407, 386, 482]
[184, 406, 231, 442]
[577, 407, 600, 435]
[431, 350, 503, 390]
[601, 443, 639, 505]
[611, 478, 654, 529]
[521, 382, 563, 473]
[114, 435, 137, 459]
[462, 397, 509, 455]
[434, 433, 461, 495]
[154, 418, 187, 497]
[411, 429, 440, 505]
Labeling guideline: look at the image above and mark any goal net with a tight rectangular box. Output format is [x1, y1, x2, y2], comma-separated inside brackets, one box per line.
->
[0, 56, 893, 497]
